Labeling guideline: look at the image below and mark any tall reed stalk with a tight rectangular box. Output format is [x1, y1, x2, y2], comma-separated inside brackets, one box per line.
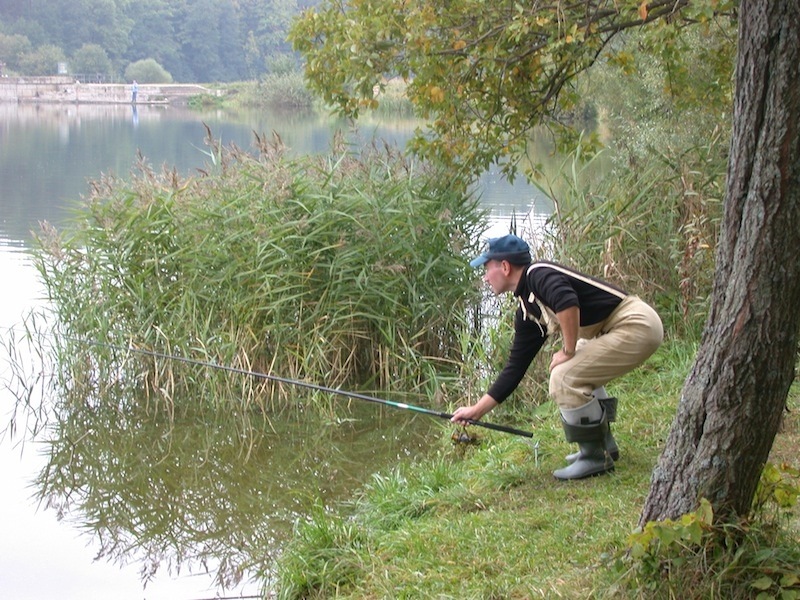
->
[535, 133, 725, 335]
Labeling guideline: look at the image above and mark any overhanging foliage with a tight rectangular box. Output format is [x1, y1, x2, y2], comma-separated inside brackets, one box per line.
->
[291, 0, 738, 179]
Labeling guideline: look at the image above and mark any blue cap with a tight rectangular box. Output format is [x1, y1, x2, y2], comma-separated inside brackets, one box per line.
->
[469, 234, 531, 268]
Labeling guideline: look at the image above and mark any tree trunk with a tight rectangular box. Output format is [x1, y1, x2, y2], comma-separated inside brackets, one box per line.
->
[640, 0, 800, 525]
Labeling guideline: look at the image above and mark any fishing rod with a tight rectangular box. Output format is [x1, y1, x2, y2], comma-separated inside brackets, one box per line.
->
[78, 339, 534, 438]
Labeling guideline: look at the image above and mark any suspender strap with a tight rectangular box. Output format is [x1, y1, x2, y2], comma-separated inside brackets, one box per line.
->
[526, 262, 627, 301]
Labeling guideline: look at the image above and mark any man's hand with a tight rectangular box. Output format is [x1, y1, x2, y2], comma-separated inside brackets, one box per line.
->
[552, 305, 579, 371]
[550, 348, 575, 371]
[450, 394, 499, 424]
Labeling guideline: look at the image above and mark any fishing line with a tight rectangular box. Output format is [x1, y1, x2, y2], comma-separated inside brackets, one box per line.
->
[71, 337, 534, 438]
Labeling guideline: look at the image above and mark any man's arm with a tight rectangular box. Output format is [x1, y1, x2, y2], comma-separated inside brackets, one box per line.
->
[550, 305, 580, 369]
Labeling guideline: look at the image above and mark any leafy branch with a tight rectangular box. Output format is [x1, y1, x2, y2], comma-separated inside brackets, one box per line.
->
[290, 0, 737, 179]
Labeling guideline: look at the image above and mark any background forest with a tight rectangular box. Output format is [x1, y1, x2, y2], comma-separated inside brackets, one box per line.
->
[0, 0, 312, 82]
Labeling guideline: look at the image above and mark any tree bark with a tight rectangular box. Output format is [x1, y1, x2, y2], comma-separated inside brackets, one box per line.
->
[640, 0, 800, 525]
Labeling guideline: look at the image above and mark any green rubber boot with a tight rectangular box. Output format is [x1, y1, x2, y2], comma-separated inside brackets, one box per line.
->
[553, 399, 615, 480]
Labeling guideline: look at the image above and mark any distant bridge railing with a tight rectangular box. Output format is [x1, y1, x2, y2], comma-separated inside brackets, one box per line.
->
[72, 73, 120, 84]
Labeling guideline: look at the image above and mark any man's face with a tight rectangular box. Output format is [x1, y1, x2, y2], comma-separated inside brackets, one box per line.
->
[482, 259, 513, 295]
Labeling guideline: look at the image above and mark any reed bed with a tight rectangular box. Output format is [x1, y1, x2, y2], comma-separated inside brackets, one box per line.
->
[33, 132, 485, 418]
[535, 135, 725, 336]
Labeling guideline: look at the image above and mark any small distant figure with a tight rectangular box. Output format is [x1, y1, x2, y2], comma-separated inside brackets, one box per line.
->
[131, 80, 138, 103]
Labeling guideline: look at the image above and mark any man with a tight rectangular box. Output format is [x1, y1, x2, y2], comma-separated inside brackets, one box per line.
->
[451, 234, 663, 480]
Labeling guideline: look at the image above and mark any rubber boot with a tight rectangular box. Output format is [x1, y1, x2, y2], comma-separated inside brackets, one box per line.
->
[565, 393, 619, 463]
[553, 398, 615, 480]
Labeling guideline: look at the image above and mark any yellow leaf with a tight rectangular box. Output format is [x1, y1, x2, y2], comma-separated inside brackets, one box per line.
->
[453, 39, 467, 51]
[696, 498, 714, 524]
[639, 1, 648, 20]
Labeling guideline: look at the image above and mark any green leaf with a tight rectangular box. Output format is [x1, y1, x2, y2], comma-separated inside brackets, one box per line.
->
[752, 576, 775, 591]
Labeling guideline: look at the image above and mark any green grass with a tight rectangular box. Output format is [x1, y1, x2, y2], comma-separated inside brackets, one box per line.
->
[272, 337, 800, 599]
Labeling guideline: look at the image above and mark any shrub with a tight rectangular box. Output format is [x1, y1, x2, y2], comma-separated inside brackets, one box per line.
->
[124, 58, 173, 84]
[71, 43, 113, 79]
[18, 43, 66, 75]
[614, 464, 800, 599]
[257, 71, 314, 108]
[0, 33, 33, 71]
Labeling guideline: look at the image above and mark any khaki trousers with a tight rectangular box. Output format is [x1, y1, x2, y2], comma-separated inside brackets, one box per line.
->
[549, 296, 663, 409]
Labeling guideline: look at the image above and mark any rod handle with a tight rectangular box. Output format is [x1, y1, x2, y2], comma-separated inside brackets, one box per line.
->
[441, 411, 533, 438]
[466, 418, 534, 438]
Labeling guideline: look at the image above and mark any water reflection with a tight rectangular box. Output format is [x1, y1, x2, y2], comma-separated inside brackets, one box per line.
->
[0, 103, 551, 245]
[19, 333, 440, 589]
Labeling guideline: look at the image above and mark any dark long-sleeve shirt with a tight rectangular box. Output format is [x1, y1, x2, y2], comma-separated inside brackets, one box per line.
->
[487, 261, 627, 403]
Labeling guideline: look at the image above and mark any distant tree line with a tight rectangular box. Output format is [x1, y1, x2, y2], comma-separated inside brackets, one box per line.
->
[0, 0, 315, 82]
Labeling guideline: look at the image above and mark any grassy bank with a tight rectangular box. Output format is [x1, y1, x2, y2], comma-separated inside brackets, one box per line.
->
[272, 336, 800, 599]
[200, 76, 414, 116]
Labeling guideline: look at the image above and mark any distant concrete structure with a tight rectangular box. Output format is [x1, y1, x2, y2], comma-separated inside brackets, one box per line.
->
[0, 76, 220, 105]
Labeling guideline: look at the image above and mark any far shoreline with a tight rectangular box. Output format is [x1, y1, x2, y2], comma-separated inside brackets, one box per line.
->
[0, 76, 217, 106]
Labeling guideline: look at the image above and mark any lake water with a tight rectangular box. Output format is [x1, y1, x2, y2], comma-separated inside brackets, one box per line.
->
[0, 102, 551, 599]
